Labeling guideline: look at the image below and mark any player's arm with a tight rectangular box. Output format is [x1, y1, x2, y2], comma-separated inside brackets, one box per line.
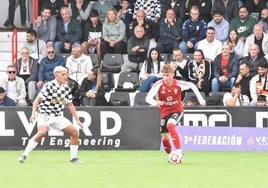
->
[178, 80, 207, 107]
[67, 102, 83, 129]
[30, 95, 42, 123]
[145, 82, 162, 107]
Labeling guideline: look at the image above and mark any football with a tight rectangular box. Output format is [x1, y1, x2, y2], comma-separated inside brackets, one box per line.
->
[168, 151, 183, 164]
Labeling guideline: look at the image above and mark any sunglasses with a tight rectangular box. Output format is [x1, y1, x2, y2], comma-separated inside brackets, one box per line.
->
[8, 71, 16, 74]
[47, 51, 55, 54]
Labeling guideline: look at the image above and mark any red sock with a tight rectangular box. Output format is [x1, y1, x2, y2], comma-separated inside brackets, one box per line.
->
[167, 123, 181, 149]
[162, 139, 171, 154]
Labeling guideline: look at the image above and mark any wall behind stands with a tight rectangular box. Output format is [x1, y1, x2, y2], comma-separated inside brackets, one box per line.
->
[0, 106, 268, 151]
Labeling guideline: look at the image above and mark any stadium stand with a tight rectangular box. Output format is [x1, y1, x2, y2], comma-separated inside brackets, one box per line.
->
[88, 53, 99, 68]
[102, 72, 115, 92]
[101, 53, 124, 73]
[133, 92, 149, 106]
[115, 72, 139, 92]
[109, 91, 131, 106]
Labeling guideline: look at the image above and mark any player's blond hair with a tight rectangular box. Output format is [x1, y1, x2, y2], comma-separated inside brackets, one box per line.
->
[161, 64, 173, 74]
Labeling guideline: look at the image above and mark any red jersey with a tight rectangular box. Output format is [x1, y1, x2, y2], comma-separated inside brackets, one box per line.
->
[146, 79, 206, 118]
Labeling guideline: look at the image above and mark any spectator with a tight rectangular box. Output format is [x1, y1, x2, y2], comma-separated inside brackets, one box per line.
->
[93, 0, 114, 23]
[42, 0, 65, 19]
[229, 6, 257, 42]
[66, 43, 93, 85]
[117, 0, 134, 36]
[170, 48, 188, 81]
[0, 65, 27, 106]
[79, 69, 107, 106]
[259, 8, 268, 33]
[128, 9, 159, 52]
[82, 9, 102, 62]
[235, 62, 253, 100]
[250, 62, 268, 105]
[187, 0, 212, 23]
[223, 83, 250, 106]
[121, 25, 150, 73]
[37, 46, 65, 91]
[197, 27, 222, 62]
[240, 44, 267, 76]
[212, 0, 239, 23]
[24, 29, 47, 63]
[185, 95, 199, 106]
[66, 67, 80, 106]
[68, 0, 92, 34]
[159, 0, 186, 24]
[138, 48, 165, 92]
[55, 7, 82, 53]
[179, 5, 207, 53]
[0, 87, 16, 106]
[187, 49, 212, 96]
[33, 7, 57, 45]
[133, 0, 161, 23]
[211, 44, 239, 92]
[243, 23, 268, 58]
[207, 10, 229, 43]
[245, 0, 266, 16]
[14, 47, 38, 105]
[4, 0, 27, 29]
[101, 8, 127, 59]
[225, 29, 245, 60]
[256, 94, 267, 106]
[156, 9, 181, 54]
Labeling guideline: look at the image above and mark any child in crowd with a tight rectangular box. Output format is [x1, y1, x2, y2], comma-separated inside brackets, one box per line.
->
[256, 95, 267, 107]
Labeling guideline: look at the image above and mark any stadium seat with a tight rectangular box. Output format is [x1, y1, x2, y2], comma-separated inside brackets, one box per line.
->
[102, 72, 115, 92]
[115, 72, 139, 92]
[184, 53, 194, 61]
[101, 53, 124, 73]
[88, 53, 99, 68]
[250, 12, 259, 22]
[134, 92, 149, 106]
[108, 92, 130, 106]
[206, 92, 225, 106]
[58, 53, 70, 64]
[160, 53, 172, 64]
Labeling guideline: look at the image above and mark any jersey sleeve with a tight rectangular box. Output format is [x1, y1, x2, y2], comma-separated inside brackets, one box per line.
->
[145, 81, 161, 106]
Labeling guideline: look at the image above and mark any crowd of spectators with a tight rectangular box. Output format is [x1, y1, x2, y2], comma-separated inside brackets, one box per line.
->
[1, 0, 268, 107]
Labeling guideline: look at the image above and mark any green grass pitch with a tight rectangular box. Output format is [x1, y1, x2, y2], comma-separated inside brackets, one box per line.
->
[0, 150, 267, 188]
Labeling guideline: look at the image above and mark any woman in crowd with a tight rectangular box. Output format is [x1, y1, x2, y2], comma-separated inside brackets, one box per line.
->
[138, 48, 165, 92]
[225, 29, 245, 60]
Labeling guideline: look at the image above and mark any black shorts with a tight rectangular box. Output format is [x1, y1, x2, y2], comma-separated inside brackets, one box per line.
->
[160, 112, 184, 133]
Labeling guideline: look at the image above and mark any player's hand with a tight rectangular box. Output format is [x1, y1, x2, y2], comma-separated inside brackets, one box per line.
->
[29, 115, 36, 123]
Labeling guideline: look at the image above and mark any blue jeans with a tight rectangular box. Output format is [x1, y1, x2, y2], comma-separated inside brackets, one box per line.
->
[139, 76, 158, 92]
[211, 77, 235, 92]
[178, 41, 199, 53]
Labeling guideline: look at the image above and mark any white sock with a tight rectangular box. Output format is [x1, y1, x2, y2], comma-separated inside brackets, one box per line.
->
[22, 139, 38, 157]
[70, 145, 79, 160]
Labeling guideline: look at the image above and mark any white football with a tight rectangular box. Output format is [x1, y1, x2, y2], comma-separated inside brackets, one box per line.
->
[168, 151, 183, 164]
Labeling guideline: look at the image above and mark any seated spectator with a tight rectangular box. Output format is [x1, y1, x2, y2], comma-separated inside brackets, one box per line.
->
[41, 0, 65, 19]
[170, 48, 188, 81]
[187, 49, 212, 96]
[197, 27, 222, 62]
[156, 9, 181, 54]
[187, 0, 212, 23]
[37, 46, 65, 91]
[250, 62, 268, 105]
[256, 94, 267, 106]
[33, 7, 57, 45]
[66, 67, 80, 106]
[243, 24, 268, 58]
[229, 6, 257, 42]
[0, 65, 27, 107]
[93, 0, 113, 23]
[68, 0, 92, 34]
[259, 8, 268, 33]
[211, 44, 239, 92]
[117, 0, 134, 36]
[82, 9, 102, 62]
[207, 10, 229, 43]
[79, 69, 107, 106]
[212, 0, 239, 23]
[185, 95, 199, 106]
[235, 62, 253, 100]
[133, 0, 161, 23]
[179, 5, 207, 53]
[128, 9, 159, 53]
[138, 48, 165, 92]
[223, 83, 250, 106]
[14, 47, 38, 105]
[66, 43, 93, 85]
[24, 29, 47, 63]
[101, 8, 127, 59]
[0, 87, 16, 106]
[160, 0, 186, 24]
[225, 29, 245, 60]
[240, 44, 267, 76]
[121, 25, 149, 73]
[55, 7, 82, 53]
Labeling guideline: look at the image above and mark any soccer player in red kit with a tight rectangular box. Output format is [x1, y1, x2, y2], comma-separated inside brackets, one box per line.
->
[146, 64, 206, 162]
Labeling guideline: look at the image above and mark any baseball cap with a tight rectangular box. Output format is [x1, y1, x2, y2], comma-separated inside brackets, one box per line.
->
[0, 87, 5, 93]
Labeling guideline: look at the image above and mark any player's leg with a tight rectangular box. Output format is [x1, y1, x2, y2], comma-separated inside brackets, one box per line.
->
[160, 118, 171, 154]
